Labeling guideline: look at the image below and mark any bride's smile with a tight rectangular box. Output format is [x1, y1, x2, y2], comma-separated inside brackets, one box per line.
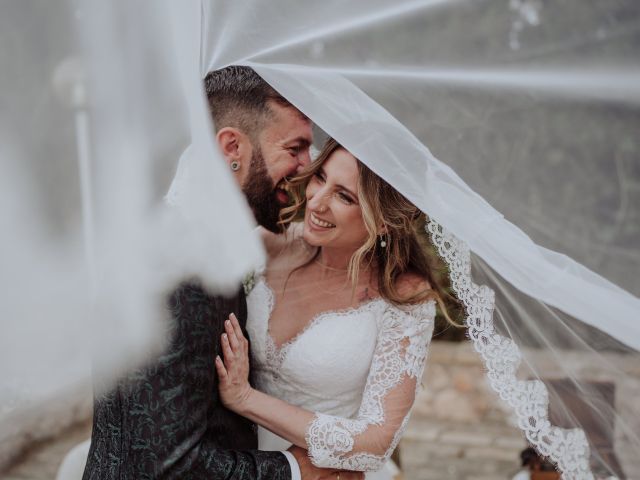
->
[308, 212, 335, 228]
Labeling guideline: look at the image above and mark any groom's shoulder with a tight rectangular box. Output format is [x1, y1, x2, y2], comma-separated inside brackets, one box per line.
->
[170, 279, 208, 297]
[168, 280, 220, 309]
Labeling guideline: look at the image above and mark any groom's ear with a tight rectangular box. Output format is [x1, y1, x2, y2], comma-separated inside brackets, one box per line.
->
[216, 127, 252, 165]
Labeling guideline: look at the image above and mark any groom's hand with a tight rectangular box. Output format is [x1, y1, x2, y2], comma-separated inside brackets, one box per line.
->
[288, 446, 364, 480]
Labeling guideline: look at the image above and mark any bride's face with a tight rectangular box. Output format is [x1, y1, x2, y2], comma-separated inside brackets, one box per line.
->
[302, 149, 369, 251]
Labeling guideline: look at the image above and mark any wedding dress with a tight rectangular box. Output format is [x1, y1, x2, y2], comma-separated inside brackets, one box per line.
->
[245, 273, 436, 479]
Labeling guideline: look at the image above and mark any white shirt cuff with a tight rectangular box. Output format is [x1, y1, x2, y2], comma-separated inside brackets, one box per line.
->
[281, 450, 302, 480]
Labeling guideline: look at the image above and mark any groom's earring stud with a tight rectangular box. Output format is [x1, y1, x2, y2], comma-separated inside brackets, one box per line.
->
[230, 161, 241, 172]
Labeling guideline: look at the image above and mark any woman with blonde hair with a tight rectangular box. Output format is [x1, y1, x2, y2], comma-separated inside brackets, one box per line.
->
[216, 138, 454, 479]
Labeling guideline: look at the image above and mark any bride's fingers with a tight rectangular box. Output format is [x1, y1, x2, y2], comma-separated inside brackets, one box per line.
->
[224, 319, 240, 352]
[214, 355, 227, 380]
[221, 333, 235, 364]
[229, 314, 248, 353]
[229, 314, 244, 340]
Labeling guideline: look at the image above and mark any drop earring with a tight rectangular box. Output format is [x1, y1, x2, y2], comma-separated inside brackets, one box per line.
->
[379, 234, 388, 248]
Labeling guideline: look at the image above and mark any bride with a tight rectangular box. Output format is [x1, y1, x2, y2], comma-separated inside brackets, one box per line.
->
[216, 138, 454, 479]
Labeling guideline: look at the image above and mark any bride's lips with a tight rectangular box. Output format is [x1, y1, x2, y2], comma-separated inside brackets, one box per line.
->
[308, 212, 336, 230]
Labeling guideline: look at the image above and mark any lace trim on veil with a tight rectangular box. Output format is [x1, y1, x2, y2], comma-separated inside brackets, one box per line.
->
[426, 220, 594, 480]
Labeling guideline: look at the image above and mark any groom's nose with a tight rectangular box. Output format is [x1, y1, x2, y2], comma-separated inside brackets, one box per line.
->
[296, 148, 312, 173]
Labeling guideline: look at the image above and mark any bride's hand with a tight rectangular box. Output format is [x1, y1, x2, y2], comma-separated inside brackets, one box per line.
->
[215, 313, 253, 413]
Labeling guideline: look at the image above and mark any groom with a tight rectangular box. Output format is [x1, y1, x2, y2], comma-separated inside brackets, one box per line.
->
[83, 66, 360, 480]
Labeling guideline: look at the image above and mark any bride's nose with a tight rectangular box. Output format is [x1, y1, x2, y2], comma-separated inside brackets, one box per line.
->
[307, 187, 330, 213]
[295, 150, 311, 173]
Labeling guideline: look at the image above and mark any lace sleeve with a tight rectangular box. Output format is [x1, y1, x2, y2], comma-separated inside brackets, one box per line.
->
[304, 301, 435, 471]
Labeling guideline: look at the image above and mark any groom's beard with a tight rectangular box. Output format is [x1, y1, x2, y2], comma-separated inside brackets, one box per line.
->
[242, 148, 283, 234]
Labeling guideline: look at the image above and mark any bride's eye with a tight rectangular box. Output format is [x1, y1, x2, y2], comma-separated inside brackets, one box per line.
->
[313, 171, 326, 183]
[337, 192, 354, 205]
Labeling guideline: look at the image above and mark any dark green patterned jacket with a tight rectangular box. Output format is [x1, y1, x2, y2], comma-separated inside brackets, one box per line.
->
[82, 283, 291, 480]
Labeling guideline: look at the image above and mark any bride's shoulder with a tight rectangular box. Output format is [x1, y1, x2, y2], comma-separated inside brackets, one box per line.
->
[383, 273, 436, 322]
[259, 222, 308, 259]
[395, 272, 431, 299]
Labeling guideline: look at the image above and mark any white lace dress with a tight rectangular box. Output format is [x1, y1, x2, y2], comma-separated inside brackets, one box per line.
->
[246, 275, 435, 479]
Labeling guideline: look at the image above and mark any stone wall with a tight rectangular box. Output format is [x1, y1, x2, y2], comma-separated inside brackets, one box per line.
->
[400, 341, 640, 480]
[401, 342, 527, 480]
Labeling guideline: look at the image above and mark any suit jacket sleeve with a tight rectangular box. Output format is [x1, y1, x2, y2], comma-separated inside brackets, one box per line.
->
[166, 439, 293, 480]
[83, 282, 292, 480]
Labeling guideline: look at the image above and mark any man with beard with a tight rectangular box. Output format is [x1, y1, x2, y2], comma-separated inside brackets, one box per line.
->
[82, 66, 361, 480]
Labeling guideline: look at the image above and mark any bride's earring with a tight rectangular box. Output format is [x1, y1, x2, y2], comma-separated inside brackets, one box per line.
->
[379, 234, 388, 248]
[230, 161, 241, 172]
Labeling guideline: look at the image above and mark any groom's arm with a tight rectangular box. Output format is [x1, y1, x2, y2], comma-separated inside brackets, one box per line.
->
[161, 440, 296, 480]
[158, 283, 301, 480]
[83, 284, 305, 480]
[86, 283, 352, 479]
[171, 443, 361, 480]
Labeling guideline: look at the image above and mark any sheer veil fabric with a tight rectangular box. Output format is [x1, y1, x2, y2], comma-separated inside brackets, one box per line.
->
[1, 1, 639, 478]
[199, 2, 640, 477]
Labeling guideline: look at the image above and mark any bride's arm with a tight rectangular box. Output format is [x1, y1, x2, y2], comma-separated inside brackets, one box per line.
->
[216, 300, 435, 471]
[214, 314, 315, 447]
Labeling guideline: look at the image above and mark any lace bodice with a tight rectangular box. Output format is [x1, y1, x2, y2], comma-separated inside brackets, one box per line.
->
[246, 275, 435, 472]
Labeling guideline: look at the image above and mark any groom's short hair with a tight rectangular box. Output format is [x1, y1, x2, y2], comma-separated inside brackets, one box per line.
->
[204, 66, 295, 143]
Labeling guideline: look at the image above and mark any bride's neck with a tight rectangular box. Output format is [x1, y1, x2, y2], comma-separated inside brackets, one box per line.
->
[315, 246, 354, 272]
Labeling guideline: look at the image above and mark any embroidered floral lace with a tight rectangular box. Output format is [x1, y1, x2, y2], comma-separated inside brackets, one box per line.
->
[304, 301, 435, 471]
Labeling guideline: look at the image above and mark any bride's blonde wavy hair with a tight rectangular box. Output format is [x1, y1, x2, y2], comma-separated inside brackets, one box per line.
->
[280, 138, 456, 323]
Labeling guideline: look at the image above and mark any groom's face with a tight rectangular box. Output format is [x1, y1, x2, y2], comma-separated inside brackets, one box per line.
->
[241, 146, 282, 233]
[243, 102, 312, 232]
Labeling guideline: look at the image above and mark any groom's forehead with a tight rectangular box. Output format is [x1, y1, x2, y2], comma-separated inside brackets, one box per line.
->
[268, 100, 310, 124]
[266, 104, 313, 141]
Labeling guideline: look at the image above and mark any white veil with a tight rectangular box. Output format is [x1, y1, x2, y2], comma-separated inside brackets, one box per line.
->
[199, 3, 640, 476]
[1, 1, 638, 478]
